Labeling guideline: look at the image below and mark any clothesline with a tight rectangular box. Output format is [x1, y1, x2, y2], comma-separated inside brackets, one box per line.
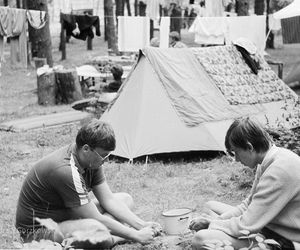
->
[80, 15, 272, 19]
[0, 6, 47, 71]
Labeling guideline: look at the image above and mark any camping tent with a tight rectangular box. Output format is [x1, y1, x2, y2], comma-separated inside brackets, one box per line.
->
[100, 46, 300, 160]
[273, 0, 300, 19]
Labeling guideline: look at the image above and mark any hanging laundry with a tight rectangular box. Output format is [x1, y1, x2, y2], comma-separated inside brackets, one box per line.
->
[144, 0, 161, 21]
[205, 0, 224, 17]
[0, 7, 27, 68]
[159, 17, 170, 48]
[10, 8, 27, 68]
[0, 6, 46, 70]
[26, 10, 47, 29]
[189, 15, 266, 53]
[0, 6, 13, 37]
[61, 13, 100, 41]
[118, 16, 150, 52]
[189, 16, 227, 45]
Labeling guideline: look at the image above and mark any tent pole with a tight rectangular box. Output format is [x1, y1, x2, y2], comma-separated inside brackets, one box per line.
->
[265, 18, 275, 45]
[145, 155, 149, 167]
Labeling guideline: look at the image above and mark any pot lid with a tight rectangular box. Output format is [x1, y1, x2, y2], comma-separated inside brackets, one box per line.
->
[162, 208, 192, 217]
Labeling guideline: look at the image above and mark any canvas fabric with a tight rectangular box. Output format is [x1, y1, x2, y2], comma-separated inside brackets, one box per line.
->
[100, 46, 300, 159]
[143, 47, 243, 126]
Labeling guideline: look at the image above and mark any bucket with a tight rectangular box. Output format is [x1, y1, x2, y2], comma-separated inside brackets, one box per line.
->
[161, 208, 192, 235]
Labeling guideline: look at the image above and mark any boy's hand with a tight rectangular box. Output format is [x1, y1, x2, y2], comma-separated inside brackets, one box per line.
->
[189, 214, 212, 231]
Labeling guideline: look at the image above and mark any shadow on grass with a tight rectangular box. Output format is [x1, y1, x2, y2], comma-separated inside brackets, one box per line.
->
[111, 151, 225, 164]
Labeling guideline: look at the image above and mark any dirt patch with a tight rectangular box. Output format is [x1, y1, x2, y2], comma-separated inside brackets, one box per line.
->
[113, 234, 193, 250]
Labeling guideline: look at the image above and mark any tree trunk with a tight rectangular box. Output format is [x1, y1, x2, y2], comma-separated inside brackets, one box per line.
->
[37, 70, 56, 105]
[116, 0, 125, 25]
[134, 0, 139, 16]
[104, 0, 118, 54]
[33, 57, 47, 69]
[139, 1, 146, 16]
[235, 0, 249, 16]
[254, 0, 265, 15]
[55, 69, 82, 104]
[27, 0, 53, 67]
[125, 0, 131, 16]
[266, 0, 274, 48]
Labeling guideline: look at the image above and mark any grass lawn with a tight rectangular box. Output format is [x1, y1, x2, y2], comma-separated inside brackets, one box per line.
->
[0, 28, 299, 249]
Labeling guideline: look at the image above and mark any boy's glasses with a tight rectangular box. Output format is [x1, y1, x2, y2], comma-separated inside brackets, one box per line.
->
[93, 149, 111, 162]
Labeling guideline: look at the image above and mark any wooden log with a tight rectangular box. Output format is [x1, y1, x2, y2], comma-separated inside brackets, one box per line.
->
[55, 69, 82, 104]
[37, 69, 56, 105]
[33, 57, 47, 69]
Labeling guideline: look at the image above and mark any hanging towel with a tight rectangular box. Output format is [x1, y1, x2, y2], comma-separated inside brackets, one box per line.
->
[189, 17, 227, 45]
[159, 16, 170, 48]
[26, 10, 47, 29]
[118, 16, 150, 52]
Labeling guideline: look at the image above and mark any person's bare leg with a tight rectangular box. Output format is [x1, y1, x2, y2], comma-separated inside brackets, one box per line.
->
[58, 218, 113, 247]
[202, 201, 235, 218]
[192, 229, 249, 250]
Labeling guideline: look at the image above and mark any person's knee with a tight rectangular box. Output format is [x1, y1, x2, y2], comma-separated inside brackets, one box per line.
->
[202, 200, 217, 214]
[204, 200, 217, 210]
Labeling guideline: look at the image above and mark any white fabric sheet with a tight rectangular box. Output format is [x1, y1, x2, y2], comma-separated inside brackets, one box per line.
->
[159, 17, 170, 49]
[118, 16, 150, 52]
[189, 17, 227, 45]
[189, 15, 266, 53]
[226, 15, 266, 54]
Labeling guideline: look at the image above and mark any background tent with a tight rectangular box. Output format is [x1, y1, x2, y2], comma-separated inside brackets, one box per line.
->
[100, 46, 300, 160]
[273, 0, 300, 85]
[273, 0, 300, 19]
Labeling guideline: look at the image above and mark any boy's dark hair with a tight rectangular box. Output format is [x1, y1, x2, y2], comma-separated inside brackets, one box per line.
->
[225, 117, 272, 153]
[76, 119, 116, 151]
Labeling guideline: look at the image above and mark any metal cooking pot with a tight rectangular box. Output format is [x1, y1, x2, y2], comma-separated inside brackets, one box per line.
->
[161, 208, 192, 235]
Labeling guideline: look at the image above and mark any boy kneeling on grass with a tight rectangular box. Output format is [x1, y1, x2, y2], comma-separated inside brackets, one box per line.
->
[190, 117, 300, 250]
